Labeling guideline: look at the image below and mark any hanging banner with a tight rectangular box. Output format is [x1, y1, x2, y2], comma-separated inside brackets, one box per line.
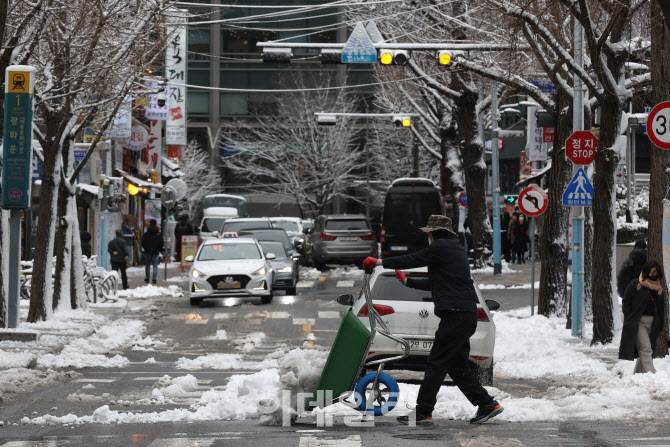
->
[663, 200, 670, 291]
[165, 10, 187, 145]
[527, 106, 547, 161]
[519, 151, 533, 178]
[146, 120, 162, 179]
[111, 95, 132, 138]
[144, 82, 169, 120]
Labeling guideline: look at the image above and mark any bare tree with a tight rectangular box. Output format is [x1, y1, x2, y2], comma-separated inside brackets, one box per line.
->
[178, 141, 222, 217]
[222, 71, 366, 218]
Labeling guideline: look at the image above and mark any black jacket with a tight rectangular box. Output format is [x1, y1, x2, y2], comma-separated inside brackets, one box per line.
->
[142, 226, 164, 255]
[382, 238, 478, 313]
[107, 236, 128, 263]
[618, 279, 666, 360]
[175, 221, 194, 242]
[80, 231, 92, 258]
[617, 248, 647, 297]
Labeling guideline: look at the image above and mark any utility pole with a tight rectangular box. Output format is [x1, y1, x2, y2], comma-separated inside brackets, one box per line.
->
[571, 19, 585, 337]
[491, 86, 502, 275]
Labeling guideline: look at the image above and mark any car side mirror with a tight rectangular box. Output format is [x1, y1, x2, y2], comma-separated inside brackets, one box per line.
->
[185, 255, 194, 262]
[266, 253, 276, 260]
[304, 228, 311, 234]
[336, 294, 354, 306]
[485, 299, 500, 312]
[291, 254, 301, 261]
[212, 231, 219, 238]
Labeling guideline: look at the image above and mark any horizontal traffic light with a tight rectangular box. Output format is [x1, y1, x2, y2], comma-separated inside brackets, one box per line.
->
[392, 115, 411, 127]
[438, 51, 452, 66]
[261, 48, 292, 64]
[316, 114, 337, 126]
[379, 49, 410, 66]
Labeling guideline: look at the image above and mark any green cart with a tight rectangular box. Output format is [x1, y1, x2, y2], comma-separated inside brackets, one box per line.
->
[310, 271, 410, 416]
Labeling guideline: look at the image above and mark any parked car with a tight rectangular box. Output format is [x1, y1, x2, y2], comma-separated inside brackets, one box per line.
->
[220, 217, 273, 233]
[258, 240, 299, 295]
[269, 217, 305, 249]
[198, 207, 238, 244]
[187, 238, 274, 306]
[304, 214, 377, 270]
[301, 219, 314, 234]
[381, 178, 444, 258]
[237, 229, 300, 261]
[194, 194, 247, 227]
[336, 267, 499, 385]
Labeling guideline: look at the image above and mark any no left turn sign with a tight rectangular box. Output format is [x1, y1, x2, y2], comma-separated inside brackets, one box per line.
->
[647, 101, 670, 150]
[518, 185, 548, 217]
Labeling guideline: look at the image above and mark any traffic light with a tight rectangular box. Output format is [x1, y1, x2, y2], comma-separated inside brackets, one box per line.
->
[316, 114, 337, 126]
[392, 115, 411, 127]
[261, 48, 292, 64]
[505, 195, 518, 204]
[319, 49, 342, 64]
[438, 51, 452, 66]
[379, 49, 410, 66]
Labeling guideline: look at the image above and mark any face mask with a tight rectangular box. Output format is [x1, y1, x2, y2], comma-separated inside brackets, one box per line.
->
[648, 275, 659, 281]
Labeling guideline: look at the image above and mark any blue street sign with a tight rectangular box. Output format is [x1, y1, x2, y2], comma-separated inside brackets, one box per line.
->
[341, 23, 377, 64]
[2, 68, 35, 208]
[563, 168, 593, 207]
[530, 79, 557, 94]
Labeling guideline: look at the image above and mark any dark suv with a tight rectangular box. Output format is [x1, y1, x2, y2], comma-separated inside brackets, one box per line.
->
[304, 214, 377, 270]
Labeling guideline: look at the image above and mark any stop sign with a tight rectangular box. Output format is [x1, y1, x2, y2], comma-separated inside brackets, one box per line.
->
[566, 130, 598, 165]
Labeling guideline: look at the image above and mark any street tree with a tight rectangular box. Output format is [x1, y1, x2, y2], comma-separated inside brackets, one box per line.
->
[177, 141, 223, 218]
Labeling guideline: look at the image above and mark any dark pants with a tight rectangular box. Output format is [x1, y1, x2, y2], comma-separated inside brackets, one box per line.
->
[111, 261, 129, 290]
[416, 311, 492, 416]
[145, 254, 160, 281]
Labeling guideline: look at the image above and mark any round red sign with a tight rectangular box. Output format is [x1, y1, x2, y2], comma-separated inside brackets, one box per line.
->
[566, 130, 598, 165]
[458, 191, 468, 207]
[518, 185, 548, 217]
[647, 101, 670, 150]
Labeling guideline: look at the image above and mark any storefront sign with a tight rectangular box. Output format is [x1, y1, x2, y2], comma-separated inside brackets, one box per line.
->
[165, 10, 187, 145]
[111, 95, 132, 138]
[125, 125, 149, 151]
[181, 235, 198, 271]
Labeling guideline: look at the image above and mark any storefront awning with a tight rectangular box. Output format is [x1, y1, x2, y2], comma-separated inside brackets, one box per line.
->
[162, 156, 184, 178]
[516, 161, 552, 187]
[76, 183, 100, 196]
[116, 169, 163, 192]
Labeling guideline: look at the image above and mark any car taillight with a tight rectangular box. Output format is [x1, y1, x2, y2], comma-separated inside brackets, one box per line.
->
[357, 304, 395, 316]
[360, 233, 376, 240]
[320, 232, 337, 241]
[471, 356, 489, 361]
[476, 307, 489, 322]
[381, 226, 386, 244]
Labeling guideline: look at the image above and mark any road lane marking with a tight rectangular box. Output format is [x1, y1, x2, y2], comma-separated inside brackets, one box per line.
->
[311, 329, 338, 332]
[73, 378, 116, 383]
[293, 318, 316, 325]
[297, 281, 315, 288]
[318, 311, 341, 319]
[303, 324, 314, 346]
[165, 314, 187, 320]
[336, 280, 355, 287]
[299, 435, 362, 447]
[185, 319, 209, 325]
[318, 277, 327, 282]
[147, 438, 217, 447]
[269, 311, 290, 318]
[214, 313, 232, 319]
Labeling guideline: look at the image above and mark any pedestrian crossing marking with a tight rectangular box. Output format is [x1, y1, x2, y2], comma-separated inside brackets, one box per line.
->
[269, 311, 290, 318]
[73, 378, 116, 383]
[166, 314, 187, 320]
[318, 311, 341, 318]
[147, 438, 217, 447]
[299, 435, 362, 447]
[293, 318, 316, 325]
[185, 319, 209, 325]
[297, 281, 315, 288]
[336, 280, 355, 288]
[214, 313, 231, 319]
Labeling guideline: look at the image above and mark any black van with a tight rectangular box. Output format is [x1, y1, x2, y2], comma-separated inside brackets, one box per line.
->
[381, 178, 444, 257]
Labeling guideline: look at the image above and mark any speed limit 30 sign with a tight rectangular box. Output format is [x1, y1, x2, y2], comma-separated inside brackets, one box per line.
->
[647, 101, 670, 150]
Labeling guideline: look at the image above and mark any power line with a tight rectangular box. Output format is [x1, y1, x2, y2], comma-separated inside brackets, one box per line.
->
[176, 0, 402, 9]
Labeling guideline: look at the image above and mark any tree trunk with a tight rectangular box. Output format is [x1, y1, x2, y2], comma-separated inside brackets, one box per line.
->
[590, 97, 622, 345]
[649, 0, 670, 357]
[52, 139, 73, 310]
[27, 139, 61, 322]
[70, 196, 86, 309]
[439, 110, 463, 229]
[584, 204, 593, 321]
[538, 92, 573, 316]
[454, 88, 491, 267]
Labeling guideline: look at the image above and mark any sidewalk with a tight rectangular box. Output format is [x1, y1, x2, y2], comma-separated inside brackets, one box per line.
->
[472, 260, 541, 287]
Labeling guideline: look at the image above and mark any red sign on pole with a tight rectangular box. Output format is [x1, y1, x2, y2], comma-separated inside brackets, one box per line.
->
[458, 191, 468, 207]
[566, 131, 598, 165]
[542, 127, 555, 143]
[519, 185, 548, 217]
[647, 101, 670, 150]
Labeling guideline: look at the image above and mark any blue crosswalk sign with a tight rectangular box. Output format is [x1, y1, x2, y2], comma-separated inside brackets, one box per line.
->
[563, 167, 593, 207]
[341, 23, 377, 63]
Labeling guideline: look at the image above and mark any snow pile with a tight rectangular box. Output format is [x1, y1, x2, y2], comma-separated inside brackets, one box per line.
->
[328, 267, 364, 278]
[0, 369, 80, 402]
[471, 261, 514, 275]
[235, 332, 266, 351]
[300, 268, 322, 279]
[0, 350, 36, 369]
[37, 319, 147, 369]
[118, 285, 184, 299]
[149, 375, 203, 404]
[215, 330, 228, 340]
[175, 354, 242, 370]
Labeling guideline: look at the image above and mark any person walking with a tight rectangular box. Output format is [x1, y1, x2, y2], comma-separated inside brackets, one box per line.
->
[617, 240, 647, 297]
[501, 212, 510, 263]
[174, 214, 195, 262]
[618, 261, 666, 374]
[512, 214, 529, 264]
[108, 229, 129, 290]
[142, 219, 164, 284]
[80, 231, 92, 258]
[362, 215, 503, 425]
[507, 213, 518, 263]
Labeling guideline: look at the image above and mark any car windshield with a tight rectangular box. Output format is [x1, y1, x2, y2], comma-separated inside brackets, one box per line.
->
[223, 220, 271, 232]
[241, 230, 292, 251]
[302, 221, 313, 231]
[326, 219, 369, 231]
[369, 274, 432, 302]
[259, 241, 288, 259]
[201, 218, 227, 233]
[197, 243, 261, 261]
[384, 191, 441, 231]
[272, 220, 299, 232]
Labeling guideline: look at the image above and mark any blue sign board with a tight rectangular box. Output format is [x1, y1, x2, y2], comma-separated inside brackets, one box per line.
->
[531, 79, 558, 94]
[563, 168, 593, 207]
[2, 70, 34, 208]
[341, 23, 377, 64]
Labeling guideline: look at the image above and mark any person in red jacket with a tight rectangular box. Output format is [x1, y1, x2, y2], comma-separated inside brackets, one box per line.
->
[362, 215, 502, 426]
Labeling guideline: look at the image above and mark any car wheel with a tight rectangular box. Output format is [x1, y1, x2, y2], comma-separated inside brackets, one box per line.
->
[261, 291, 274, 304]
[190, 297, 203, 306]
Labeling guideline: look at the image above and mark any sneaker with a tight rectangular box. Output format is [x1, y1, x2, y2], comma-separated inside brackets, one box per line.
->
[397, 407, 433, 425]
[470, 401, 503, 424]
[144, 278, 150, 283]
[152, 279, 157, 284]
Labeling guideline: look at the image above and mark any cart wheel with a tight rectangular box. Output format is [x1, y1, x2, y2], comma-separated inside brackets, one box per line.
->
[354, 372, 399, 416]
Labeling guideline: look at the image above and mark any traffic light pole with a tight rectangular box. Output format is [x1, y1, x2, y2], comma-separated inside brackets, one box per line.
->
[571, 19, 585, 337]
[491, 86, 502, 275]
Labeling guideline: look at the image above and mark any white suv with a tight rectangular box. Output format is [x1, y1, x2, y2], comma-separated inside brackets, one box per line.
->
[340, 267, 498, 385]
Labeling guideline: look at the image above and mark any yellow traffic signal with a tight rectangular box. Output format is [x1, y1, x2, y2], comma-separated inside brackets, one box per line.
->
[380, 51, 393, 65]
[379, 49, 410, 66]
[402, 118, 411, 127]
[438, 51, 452, 66]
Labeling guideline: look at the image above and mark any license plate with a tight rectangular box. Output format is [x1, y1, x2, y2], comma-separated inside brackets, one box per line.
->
[390, 246, 408, 251]
[340, 237, 357, 241]
[408, 339, 433, 351]
[217, 282, 241, 290]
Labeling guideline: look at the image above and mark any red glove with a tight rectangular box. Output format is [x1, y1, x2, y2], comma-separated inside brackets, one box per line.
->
[362, 257, 379, 272]
[395, 270, 407, 285]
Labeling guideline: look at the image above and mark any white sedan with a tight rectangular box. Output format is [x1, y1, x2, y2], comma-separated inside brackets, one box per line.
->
[188, 238, 275, 306]
[338, 267, 498, 385]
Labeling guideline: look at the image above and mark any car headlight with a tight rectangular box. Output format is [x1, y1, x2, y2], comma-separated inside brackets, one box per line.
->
[278, 266, 293, 273]
[191, 269, 206, 278]
[252, 266, 267, 276]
